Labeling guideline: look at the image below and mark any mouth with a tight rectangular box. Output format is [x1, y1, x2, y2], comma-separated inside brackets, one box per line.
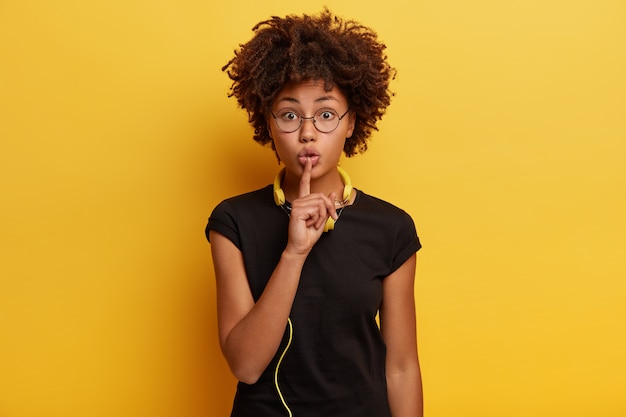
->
[297, 149, 320, 166]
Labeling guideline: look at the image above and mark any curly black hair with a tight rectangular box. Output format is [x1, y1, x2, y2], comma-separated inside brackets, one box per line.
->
[222, 9, 396, 157]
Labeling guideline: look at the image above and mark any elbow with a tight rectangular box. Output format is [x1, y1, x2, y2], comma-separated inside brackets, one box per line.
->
[231, 366, 262, 385]
[221, 337, 267, 384]
[237, 374, 261, 385]
[227, 359, 264, 385]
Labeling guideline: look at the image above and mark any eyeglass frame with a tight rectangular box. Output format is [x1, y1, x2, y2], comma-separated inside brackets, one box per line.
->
[270, 107, 351, 134]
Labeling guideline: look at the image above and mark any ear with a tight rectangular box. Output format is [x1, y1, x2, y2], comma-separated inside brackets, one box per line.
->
[346, 111, 356, 138]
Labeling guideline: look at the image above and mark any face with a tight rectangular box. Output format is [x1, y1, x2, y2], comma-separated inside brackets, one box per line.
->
[268, 79, 355, 179]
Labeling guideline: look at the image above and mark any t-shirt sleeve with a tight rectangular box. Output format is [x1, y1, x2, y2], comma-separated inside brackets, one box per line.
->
[205, 200, 242, 250]
[390, 210, 421, 273]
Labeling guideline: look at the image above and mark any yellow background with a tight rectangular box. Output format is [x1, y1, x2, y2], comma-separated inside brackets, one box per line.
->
[1, 0, 625, 416]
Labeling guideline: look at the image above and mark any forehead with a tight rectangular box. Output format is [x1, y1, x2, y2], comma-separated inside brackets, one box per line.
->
[273, 79, 348, 107]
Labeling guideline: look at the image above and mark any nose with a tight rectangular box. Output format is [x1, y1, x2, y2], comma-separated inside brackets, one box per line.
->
[299, 117, 317, 143]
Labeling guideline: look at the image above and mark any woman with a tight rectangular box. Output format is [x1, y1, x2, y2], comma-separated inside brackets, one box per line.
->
[207, 9, 423, 416]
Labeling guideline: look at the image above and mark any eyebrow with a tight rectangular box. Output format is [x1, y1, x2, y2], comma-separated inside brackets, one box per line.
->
[276, 95, 340, 105]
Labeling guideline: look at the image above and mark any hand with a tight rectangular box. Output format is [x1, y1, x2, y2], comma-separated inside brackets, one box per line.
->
[286, 158, 338, 255]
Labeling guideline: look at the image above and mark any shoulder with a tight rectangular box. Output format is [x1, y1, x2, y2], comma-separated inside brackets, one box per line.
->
[353, 189, 415, 225]
[207, 185, 276, 245]
[348, 190, 422, 269]
[210, 185, 275, 218]
[215, 185, 274, 208]
[350, 189, 420, 244]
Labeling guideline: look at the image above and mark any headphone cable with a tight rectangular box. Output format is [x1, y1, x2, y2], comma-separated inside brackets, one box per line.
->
[274, 317, 294, 416]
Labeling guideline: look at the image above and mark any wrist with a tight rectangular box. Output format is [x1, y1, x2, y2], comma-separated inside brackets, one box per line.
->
[282, 245, 310, 262]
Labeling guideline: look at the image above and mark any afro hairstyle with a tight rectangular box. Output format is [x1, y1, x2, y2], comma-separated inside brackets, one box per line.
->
[222, 9, 396, 157]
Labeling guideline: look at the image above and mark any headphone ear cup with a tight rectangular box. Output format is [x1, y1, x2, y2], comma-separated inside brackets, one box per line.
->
[343, 185, 353, 202]
[273, 168, 286, 205]
[336, 166, 353, 202]
[273, 188, 285, 206]
[324, 217, 335, 232]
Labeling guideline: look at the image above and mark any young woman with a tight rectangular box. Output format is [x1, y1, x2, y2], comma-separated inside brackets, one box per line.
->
[207, 10, 423, 417]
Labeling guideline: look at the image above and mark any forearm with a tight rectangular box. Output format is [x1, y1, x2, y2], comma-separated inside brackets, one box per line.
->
[386, 363, 423, 417]
[221, 249, 306, 384]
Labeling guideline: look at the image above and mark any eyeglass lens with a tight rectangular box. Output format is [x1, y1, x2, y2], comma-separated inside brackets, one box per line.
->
[274, 109, 344, 133]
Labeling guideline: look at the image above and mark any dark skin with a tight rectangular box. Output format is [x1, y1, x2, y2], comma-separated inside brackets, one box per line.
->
[210, 80, 423, 416]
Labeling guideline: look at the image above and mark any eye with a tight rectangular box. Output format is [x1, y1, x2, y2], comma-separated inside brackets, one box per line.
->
[317, 110, 337, 121]
[278, 110, 299, 121]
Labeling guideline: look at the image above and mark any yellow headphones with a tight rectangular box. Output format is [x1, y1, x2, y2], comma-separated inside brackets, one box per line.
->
[273, 166, 352, 232]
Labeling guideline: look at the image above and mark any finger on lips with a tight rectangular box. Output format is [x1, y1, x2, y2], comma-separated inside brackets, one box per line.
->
[299, 158, 312, 198]
[295, 158, 338, 228]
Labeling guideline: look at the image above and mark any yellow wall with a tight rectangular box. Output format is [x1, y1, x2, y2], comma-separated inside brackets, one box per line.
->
[1, 1, 625, 416]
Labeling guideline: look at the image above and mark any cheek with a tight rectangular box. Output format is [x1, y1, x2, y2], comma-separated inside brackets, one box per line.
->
[270, 135, 293, 159]
[328, 138, 347, 162]
[339, 139, 348, 157]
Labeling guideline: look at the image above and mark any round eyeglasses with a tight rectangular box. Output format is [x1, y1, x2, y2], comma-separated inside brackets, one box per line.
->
[271, 108, 351, 133]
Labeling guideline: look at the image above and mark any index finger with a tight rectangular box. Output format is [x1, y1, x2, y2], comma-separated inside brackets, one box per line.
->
[299, 157, 312, 198]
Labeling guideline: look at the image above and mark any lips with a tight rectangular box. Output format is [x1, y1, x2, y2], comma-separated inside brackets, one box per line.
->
[297, 148, 320, 166]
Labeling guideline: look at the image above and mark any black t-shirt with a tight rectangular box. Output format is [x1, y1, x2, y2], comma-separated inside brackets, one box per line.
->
[207, 185, 421, 417]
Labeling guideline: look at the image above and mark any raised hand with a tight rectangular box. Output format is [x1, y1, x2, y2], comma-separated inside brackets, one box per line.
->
[286, 158, 338, 255]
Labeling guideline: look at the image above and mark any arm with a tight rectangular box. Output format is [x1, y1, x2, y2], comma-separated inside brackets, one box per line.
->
[210, 159, 337, 384]
[380, 254, 423, 417]
[210, 231, 306, 384]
